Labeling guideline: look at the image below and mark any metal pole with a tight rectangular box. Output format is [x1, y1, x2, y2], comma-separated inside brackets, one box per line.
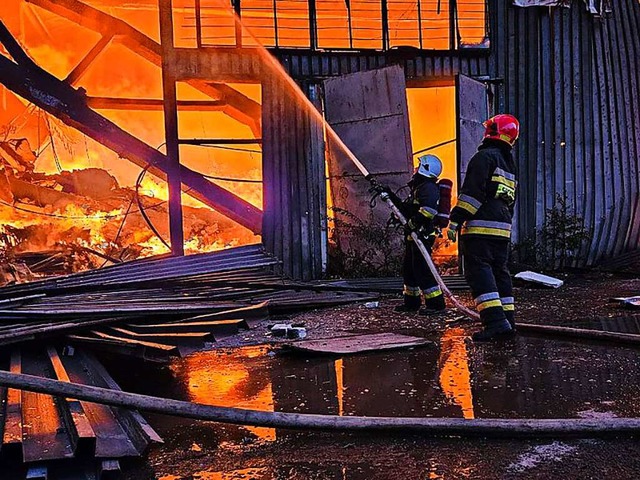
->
[233, 0, 242, 47]
[194, 0, 203, 48]
[158, 0, 185, 256]
[308, 0, 318, 50]
[381, 0, 389, 50]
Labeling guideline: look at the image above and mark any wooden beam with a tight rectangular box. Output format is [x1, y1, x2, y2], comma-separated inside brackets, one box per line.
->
[85, 97, 226, 111]
[159, 0, 184, 256]
[0, 21, 36, 68]
[26, 0, 262, 137]
[178, 138, 261, 145]
[65, 34, 114, 85]
[0, 54, 263, 233]
[171, 47, 264, 83]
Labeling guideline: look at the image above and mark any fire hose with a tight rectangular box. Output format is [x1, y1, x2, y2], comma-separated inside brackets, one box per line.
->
[325, 129, 479, 321]
[373, 184, 479, 321]
[1, 370, 639, 438]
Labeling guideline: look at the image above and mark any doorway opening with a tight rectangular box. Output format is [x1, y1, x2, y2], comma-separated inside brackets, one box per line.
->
[406, 86, 459, 273]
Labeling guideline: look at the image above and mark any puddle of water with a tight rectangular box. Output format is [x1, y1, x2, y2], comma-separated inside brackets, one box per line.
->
[111, 331, 640, 448]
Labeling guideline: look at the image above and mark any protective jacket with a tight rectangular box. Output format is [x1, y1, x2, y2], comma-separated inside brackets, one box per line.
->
[396, 173, 447, 312]
[450, 139, 517, 240]
[405, 174, 440, 236]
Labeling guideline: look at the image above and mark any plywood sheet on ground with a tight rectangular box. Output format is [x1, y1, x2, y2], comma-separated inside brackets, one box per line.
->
[285, 333, 433, 355]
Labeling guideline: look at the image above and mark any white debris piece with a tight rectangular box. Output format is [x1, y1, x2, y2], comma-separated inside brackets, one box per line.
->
[514, 271, 564, 288]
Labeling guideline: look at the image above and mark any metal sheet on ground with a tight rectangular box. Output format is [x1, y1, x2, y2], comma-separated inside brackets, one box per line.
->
[284, 333, 433, 355]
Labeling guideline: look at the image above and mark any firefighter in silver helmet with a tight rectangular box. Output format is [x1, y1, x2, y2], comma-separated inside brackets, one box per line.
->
[395, 154, 453, 315]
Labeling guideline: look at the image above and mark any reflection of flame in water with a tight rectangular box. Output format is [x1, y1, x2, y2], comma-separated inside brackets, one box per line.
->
[191, 468, 270, 480]
[334, 358, 344, 416]
[438, 328, 474, 419]
[182, 347, 275, 441]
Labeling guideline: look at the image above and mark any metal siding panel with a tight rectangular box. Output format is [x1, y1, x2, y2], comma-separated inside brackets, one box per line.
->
[615, 0, 639, 253]
[456, 74, 489, 184]
[324, 66, 413, 263]
[594, 21, 616, 260]
[290, 93, 304, 280]
[627, 0, 640, 249]
[540, 12, 554, 233]
[604, 14, 625, 257]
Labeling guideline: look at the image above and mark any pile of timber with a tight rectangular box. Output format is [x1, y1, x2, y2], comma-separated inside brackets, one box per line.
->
[0, 245, 384, 356]
[0, 244, 468, 355]
[0, 346, 161, 480]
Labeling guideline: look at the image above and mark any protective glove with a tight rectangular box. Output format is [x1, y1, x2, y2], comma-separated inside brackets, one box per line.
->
[447, 222, 459, 242]
[406, 218, 418, 231]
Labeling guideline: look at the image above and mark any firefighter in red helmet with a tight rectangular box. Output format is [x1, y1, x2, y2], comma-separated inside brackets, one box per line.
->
[447, 114, 519, 341]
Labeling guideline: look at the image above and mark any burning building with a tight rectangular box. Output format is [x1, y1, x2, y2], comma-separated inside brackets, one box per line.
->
[0, 0, 639, 281]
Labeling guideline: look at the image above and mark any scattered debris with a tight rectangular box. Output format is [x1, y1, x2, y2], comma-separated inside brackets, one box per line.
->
[514, 271, 564, 288]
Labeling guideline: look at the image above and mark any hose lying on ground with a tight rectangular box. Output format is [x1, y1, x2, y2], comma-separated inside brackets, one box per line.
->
[0, 370, 638, 439]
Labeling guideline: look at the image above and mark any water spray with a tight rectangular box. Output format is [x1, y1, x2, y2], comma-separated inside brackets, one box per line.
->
[225, 9, 480, 321]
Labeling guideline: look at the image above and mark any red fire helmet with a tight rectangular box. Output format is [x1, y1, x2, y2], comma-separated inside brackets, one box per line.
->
[483, 114, 520, 146]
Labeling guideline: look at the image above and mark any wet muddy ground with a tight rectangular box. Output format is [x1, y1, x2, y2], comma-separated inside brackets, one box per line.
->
[103, 273, 640, 480]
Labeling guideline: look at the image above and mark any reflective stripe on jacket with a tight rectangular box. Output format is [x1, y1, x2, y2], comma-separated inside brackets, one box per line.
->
[450, 139, 517, 240]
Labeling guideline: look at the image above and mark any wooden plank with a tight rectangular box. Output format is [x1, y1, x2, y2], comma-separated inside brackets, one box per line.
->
[98, 459, 121, 480]
[46, 346, 96, 452]
[59, 351, 143, 458]
[78, 351, 162, 449]
[123, 319, 244, 337]
[284, 333, 433, 355]
[66, 335, 172, 363]
[88, 331, 180, 354]
[178, 301, 269, 326]
[105, 327, 212, 346]
[20, 350, 76, 462]
[3, 350, 22, 450]
[0, 384, 5, 454]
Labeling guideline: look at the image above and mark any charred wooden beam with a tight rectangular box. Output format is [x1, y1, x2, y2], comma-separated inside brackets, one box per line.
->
[0, 21, 37, 68]
[26, 0, 262, 137]
[159, 0, 184, 256]
[85, 97, 226, 111]
[65, 34, 114, 85]
[178, 138, 262, 145]
[0, 53, 263, 233]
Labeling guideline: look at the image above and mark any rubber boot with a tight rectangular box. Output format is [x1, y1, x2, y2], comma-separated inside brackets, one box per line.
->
[472, 318, 514, 342]
[394, 294, 421, 313]
[420, 294, 446, 316]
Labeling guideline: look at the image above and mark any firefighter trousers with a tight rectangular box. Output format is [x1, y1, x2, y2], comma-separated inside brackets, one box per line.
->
[460, 237, 514, 327]
[402, 236, 445, 309]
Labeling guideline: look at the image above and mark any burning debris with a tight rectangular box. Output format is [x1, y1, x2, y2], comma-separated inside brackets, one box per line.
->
[0, 137, 259, 282]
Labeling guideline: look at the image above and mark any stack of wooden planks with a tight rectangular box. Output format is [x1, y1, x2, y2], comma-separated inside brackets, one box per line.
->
[0, 346, 162, 480]
[0, 245, 381, 353]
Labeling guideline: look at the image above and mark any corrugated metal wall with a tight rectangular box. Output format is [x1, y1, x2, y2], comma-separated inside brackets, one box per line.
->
[277, 49, 491, 80]
[489, 0, 640, 264]
[273, 0, 640, 268]
[262, 80, 327, 280]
